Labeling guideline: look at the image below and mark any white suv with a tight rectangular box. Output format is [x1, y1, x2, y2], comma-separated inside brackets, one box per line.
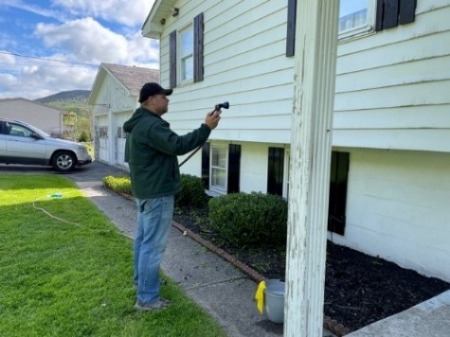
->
[0, 117, 92, 172]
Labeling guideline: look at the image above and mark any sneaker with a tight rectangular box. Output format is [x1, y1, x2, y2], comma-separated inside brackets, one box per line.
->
[134, 298, 171, 311]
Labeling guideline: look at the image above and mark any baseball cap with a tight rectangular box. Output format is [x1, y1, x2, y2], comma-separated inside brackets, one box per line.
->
[139, 82, 173, 103]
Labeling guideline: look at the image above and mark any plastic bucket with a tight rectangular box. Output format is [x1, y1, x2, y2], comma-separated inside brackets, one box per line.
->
[264, 279, 285, 323]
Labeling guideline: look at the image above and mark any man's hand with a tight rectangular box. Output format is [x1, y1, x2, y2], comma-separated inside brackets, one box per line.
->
[205, 110, 221, 130]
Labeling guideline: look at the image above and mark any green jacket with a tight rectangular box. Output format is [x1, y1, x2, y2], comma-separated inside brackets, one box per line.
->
[123, 106, 211, 199]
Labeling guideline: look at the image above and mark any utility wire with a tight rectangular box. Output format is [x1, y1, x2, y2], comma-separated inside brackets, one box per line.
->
[0, 50, 98, 67]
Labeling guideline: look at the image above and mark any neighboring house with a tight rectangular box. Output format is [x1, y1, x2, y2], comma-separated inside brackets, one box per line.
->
[138, 0, 450, 283]
[87, 63, 160, 167]
[0, 98, 64, 137]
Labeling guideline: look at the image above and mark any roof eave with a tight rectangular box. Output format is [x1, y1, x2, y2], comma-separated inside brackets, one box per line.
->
[141, 0, 177, 39]
[87, 64, 106, 105]
[142, 22, 163, 40]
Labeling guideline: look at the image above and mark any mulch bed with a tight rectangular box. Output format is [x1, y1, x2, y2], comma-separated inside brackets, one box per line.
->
[174, 206, 450, 334]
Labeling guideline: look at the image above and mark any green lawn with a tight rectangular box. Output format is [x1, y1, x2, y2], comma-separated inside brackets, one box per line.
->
[0, 174, 227, 337]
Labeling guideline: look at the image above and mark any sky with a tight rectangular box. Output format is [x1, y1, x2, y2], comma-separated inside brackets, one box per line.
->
[0, 0, 158, 100]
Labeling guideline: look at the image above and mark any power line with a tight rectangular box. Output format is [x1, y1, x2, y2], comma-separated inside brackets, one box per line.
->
[0, 51, 98, 67]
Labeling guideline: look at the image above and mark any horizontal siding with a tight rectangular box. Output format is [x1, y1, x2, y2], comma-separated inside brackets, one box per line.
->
[337, 2, 450, 58]
[336, 49, 450, 94]
[158, 0, 293, 144]
[334, 105, 450, 129]
[158, 0, 450, 152]
[335, 80, 450, 111]
[333, 1, 450, 152]
[333, 128, 450, 153]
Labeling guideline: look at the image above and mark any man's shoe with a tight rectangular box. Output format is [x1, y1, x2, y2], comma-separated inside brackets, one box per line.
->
[134, 298, 171, 311]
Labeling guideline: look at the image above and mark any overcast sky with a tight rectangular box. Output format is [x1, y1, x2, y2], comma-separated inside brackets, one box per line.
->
[0, 0, 159, 100]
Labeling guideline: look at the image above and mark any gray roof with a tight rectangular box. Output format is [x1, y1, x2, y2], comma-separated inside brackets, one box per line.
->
[102, 63, 160, 96]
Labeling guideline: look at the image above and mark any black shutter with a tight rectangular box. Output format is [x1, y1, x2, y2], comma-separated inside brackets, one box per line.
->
[328, 151, 350, 235]
[267, 147, 285, 196]
[201, 142, 210, 189]
[383, 0, 400, 29]
[286, 0, 297, 57]
[398, 0, 417, 25]
[375, 0, 385, 31]
[169, 30, 177, 89]
[376, 0, 416, 31]
[227, 144, 241, 194]
[194, 13, 204, 82]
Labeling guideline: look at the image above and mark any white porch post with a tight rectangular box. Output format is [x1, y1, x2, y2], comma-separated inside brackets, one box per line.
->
[284, 1, 339, 337]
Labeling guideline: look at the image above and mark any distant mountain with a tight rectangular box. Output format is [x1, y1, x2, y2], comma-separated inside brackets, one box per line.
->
[35, 90, 91, 104]
[35, 90, 92, 118]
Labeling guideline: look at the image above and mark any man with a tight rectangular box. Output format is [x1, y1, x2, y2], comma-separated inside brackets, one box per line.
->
[123, 82, 220, 311]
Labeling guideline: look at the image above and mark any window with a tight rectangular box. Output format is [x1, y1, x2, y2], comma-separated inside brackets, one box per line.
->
[180, 26, 194, 82]
[117, 127, 126, 139]
[169, 12, 204, 88]
[286, 0, 416, 55]
[8, 123, 34, 137]
[99, 126, 108, 138]
[339, 0, 376, 37]
[210, 144, 228, 193]
[202, 143, 241, 194]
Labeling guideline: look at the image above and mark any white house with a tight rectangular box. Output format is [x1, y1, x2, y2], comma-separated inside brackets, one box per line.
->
[140, 0, 450, 283]
[0, 98, 64, 136]
[87, 63, 160, 167]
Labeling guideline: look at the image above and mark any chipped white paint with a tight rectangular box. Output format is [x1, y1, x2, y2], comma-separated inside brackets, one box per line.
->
[284, 1, 339, 336]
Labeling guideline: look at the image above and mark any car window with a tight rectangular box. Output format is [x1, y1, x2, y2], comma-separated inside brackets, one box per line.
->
[0, 121, 11, 135]
[9, 123, 34, 138]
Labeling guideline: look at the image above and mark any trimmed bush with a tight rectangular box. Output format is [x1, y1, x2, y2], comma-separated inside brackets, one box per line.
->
[176, 174, 208, 208]
[208, 192, 287, 248]
[102, 175, 132, 195]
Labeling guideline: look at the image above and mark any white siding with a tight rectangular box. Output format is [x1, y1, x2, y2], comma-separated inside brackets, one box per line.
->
[91, 67, 139, 167]
[159, 0, 294, 144]
[158, 0, 450, 153]
[330, 148, 450, 282]
[239, 142, 269, 193]
[333, 2, 450, 153]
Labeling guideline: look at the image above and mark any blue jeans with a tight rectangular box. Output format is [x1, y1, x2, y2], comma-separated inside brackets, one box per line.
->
[133, 195, 174, 304]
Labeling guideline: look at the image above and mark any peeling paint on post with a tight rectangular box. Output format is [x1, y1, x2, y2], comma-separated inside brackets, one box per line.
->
[284, 1, 340, 337]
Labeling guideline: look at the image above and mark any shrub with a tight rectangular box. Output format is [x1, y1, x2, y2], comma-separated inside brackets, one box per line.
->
[176, 174, 208, 208]
[102, 175, 132, 195]
[77, 130, 90, 142]
[208, 192, 287, 248]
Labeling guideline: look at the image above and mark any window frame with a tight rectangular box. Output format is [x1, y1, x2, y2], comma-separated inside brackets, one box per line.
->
[338, 0, 377, 40]
[179, 24, 194, 84]
[169, 12, 204, 88]
[209, 144, 228, 194]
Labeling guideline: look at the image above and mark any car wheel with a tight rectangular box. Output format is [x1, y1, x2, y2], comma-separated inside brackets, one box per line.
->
[52, 151, 76, 172]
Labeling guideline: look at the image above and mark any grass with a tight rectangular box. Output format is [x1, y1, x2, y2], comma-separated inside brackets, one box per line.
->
[0, 174, 227, 337]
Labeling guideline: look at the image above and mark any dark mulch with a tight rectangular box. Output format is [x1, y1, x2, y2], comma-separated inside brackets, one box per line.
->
[174, 206, 450, 333]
